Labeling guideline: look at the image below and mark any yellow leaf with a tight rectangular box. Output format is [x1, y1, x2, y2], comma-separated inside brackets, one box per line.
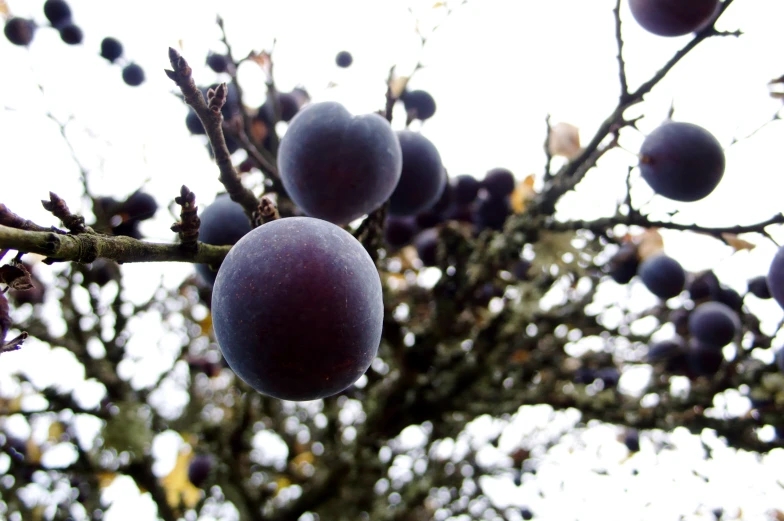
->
[98, 472, 117, 489]
[389, 76, 410, 99]
[292, 451, 314, 466]
[511, 175, 537, 214]
[548, 122, 581, 160]
[432, 1, 446, 7]
[48, 421, 64, 442]
[721, 233, 756, 252]
[161, 449, 202, 509]
[635, 228, 664, 260]
[274, 476, 291, 497]
[0, 1, 8, 17]
[199, 313, 213, 337]
[26, 439, 42, 464]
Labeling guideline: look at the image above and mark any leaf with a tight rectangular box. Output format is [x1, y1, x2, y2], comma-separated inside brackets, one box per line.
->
[98, 472, 117, 489]
[721, 233, 756, 252]
[48, 421, 64, 443]
[161, 449, 202, 509]
[389, 76, 409, 99]
[511, 175, 537, 214]
[635, 228, 664, 260]
[0, 1, 8, 16]
[198, 313, 213, 337]
[548, 122, 581, 160]
[432, 1, 446, 8]
[274, 476, 291, 497]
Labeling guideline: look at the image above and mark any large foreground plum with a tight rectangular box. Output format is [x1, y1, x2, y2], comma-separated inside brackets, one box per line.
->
[212, 217, 383, 401]
[196, 194, 252, 285]
[389, 131, 446, 216]
[639, 122, 725, 202]
[629, 0, 719, 37]
[278, 102, 402, 224]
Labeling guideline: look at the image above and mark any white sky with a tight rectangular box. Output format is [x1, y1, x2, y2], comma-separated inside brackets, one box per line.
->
[2, 0, 784, 520]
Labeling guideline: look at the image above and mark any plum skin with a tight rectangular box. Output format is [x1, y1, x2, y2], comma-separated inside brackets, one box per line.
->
[638, 254, 685, 300]
[768, 246, 784, 310]
[196, 194, 252, 285]
[629, 0, 720, 37]
[278, 102, 402, 225]
[639, 121, 725, 202]
[211, 217, 383, 401]
[389, 131, 446, 216]
[688, 301, 739, 347]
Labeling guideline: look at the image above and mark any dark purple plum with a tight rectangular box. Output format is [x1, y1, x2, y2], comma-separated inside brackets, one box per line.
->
[629, 0, 720, 37]
[482, 168, 516, 199]
[777, 349, 784, 373]
[638, 254, 685, 300]
[608, 242, 639, 284]
[335, 50, 353, 68]
[687, 270, 720, 301]
[647, 338, 688, 374]
[4, 18, 35, 46]
[206, 53, 230, 73]
[389, 131, 446, 217]
[59, 24, 82, 45]
[401, 90, 436, 121]
[669, 309, 690, 336]
[384, 217, 418, 249]
[520, 508, 534, 521]
[122, 191, 157, 221]
[258, 92, 302, 123]
[414, 228, 440, 267]
[639, 121, 725, 202]
[43, 0, 72, 28]
[688, 301, 739, 347]
[687, 339, 724, 378]
[768, 246, 784, 310]
[278, 102, 402, 224]
[185, 110, 206, 135]
[717, 286, 743, 314]
[453, 175, 480, 205]
[574, 367, 596, 384]
[187, 454, 214, 487]
[196, 194, 252, 285]
[624, 429, 640, 452]
[212, 217, 383, 401]
[100, 37, 123, 62]
[122, 63, 145, 86]
[414, 211, 443, 230]
[474, 195, 511, 231]
[747, 276, 772, 299]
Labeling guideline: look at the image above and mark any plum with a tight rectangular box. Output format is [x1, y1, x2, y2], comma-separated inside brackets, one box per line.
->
[196, 194, 252, 285]
[688, 301, 739, 347]
[212, 217, 383, 400]
[629, 0, 720, 37]
[639, 121, 724, 202]
[638, 254, 685, 300]
[278, 102, 402, 224]
[389, 131, 446, 217]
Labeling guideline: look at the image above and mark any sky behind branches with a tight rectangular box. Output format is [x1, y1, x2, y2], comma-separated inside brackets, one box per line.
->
[2, 0, 784, 520]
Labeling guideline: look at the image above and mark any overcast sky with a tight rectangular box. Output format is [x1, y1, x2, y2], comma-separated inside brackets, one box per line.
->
[2, 0, 784, 520]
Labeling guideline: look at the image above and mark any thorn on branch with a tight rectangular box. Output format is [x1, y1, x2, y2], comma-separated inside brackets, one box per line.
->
[41, 192, 87, 234]
[171, 185, 200, 251]
[256, 196, 280, 226]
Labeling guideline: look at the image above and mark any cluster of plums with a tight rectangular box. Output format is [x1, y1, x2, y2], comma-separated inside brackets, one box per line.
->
[95, 190, 158, 240]
[3, 0, 144, 87]
[608, 240, 779, 377]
